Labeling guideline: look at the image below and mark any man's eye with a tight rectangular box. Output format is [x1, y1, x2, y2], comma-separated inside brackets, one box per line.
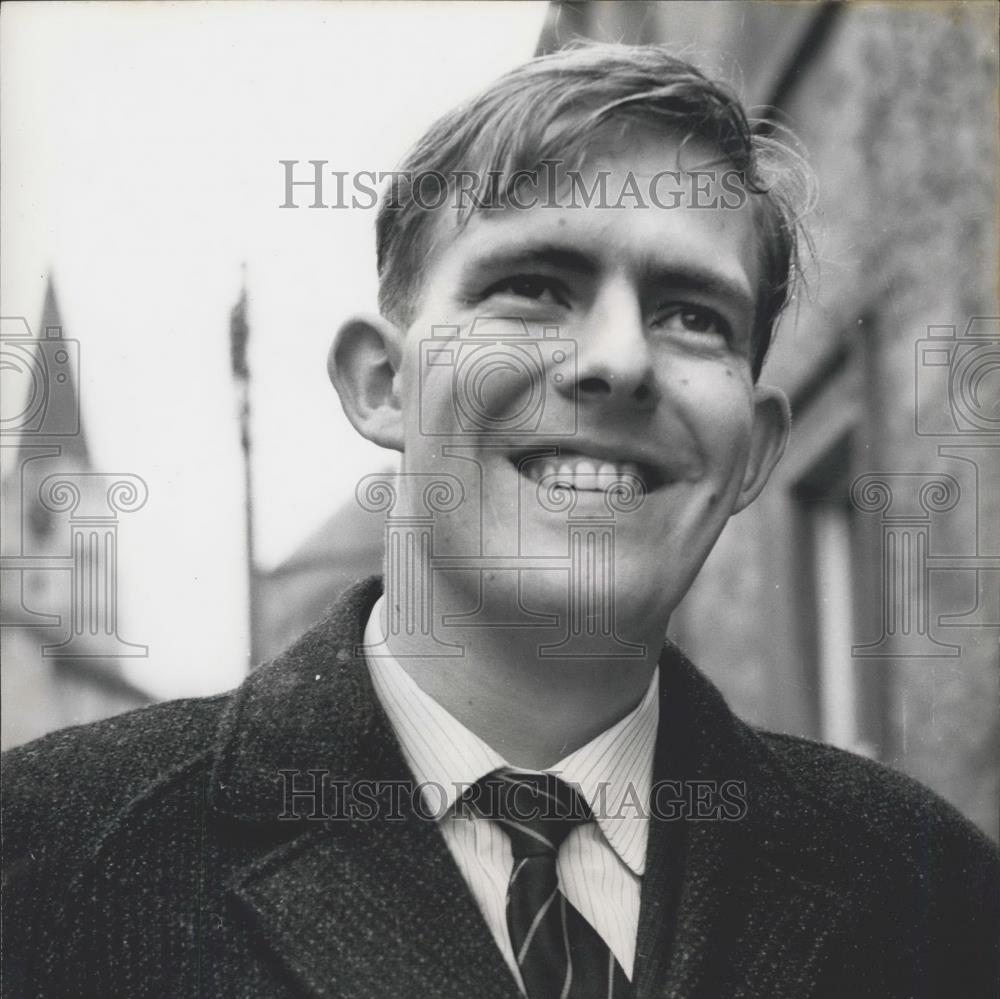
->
[655, 305, 731, 341]
[484, 275, 565, 305]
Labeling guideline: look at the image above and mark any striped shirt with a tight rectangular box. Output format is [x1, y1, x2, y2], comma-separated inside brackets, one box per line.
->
[364, 595, 658, 988]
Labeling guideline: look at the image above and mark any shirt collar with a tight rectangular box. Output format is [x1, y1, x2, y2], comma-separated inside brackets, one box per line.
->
[364, 594, 658, 877]
[550, 671, 658, 876]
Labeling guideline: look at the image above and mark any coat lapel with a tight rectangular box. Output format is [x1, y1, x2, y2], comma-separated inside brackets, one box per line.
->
[633, 647, 856, 999]
[209, 577, 521, 999]
[229, 811, 520, 999]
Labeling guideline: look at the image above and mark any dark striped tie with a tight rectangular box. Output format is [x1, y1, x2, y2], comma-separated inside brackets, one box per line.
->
[473, 770, 631, 999]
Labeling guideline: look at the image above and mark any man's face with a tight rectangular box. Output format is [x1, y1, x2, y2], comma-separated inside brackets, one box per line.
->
[391, 134, 786, 637]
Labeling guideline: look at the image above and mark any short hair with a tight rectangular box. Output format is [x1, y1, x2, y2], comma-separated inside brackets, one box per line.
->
[375, 43, 813, 380]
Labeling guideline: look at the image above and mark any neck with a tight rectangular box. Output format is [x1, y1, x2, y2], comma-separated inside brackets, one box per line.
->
[380, 578, 663, 769]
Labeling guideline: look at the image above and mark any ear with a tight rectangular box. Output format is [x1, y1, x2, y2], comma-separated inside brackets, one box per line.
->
[733, 385, 790, 514]
[327, 314, 405, 452]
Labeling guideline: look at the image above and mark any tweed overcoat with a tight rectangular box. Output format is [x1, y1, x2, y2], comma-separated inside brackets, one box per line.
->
[3, 576, 999, 998]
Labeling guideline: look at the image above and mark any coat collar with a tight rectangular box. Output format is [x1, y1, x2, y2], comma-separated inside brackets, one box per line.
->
[210, 576, 857, 999]
[210, 575, 400, 821]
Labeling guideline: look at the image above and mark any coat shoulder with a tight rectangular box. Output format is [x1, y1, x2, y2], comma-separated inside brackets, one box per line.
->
[754, 729, 1000, 994]
[2, 693, 230, 865]
[757, 728, 999, 875]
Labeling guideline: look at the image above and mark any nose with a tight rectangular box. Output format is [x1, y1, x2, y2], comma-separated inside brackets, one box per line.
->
[555, 281, 658, 410]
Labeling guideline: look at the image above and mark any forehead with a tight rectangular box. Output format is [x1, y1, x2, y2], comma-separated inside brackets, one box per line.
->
[416, 134, 760, 312]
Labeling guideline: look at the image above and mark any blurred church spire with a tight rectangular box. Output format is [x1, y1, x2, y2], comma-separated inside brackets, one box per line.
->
[5, 276, 89, 472]
[2, 276, 90, 550]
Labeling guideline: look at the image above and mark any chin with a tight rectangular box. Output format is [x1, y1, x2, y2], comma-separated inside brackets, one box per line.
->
[517, 559, 668, 639]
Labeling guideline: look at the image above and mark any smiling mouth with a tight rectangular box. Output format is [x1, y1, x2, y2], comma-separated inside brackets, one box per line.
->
[510, 450, 665, 492]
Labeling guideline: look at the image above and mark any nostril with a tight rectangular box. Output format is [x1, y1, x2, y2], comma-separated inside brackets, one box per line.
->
[579, 376, 611, 396]
[634, 383, 653, 404]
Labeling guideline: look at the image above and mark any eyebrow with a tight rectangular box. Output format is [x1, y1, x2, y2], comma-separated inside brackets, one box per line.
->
[637, 259, 755, 316]
[463, 243, 598, 279]
[461, 239, 754, 315]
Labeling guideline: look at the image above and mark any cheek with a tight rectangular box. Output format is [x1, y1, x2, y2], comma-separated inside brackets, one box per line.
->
[674, 366, 755, 446]
[714, 412, 754, 463]
[693, 396, 756, 483]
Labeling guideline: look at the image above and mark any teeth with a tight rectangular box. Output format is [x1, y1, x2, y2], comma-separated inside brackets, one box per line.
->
[520, 455, 646, 490]
[573, 460, 596, 490]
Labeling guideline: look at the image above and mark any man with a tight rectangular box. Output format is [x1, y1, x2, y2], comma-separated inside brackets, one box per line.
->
[3, 44, 998, 998]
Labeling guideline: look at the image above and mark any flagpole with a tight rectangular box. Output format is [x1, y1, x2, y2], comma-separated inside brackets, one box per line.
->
[230, 266, 257, 669]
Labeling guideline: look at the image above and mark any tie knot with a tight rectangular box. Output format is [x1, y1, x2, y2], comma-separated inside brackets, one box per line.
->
[469, 770, 591, 860]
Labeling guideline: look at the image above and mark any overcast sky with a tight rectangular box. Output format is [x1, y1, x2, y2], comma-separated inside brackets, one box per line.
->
[1, 1, 548, 697]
